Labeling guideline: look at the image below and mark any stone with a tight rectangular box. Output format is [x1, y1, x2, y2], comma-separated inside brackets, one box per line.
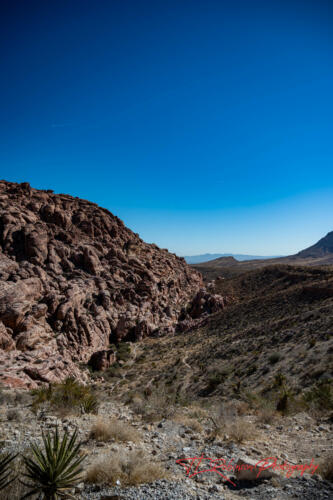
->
[0, 180, 226, 387]
[88, 349, 117, 371]
[235, 456, 279, 481]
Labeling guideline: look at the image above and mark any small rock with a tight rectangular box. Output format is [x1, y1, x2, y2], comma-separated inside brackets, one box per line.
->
[235, 456, 279, 481]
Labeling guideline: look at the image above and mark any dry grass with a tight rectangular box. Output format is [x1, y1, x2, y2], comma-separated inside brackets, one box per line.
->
[227, 418, 257, 444]
[256, 407, 277, 425]
[187, 404, 208, 420]
[317, 453, 333, 481]
[89, 418, 140, 443]
[236, 401, 251, 416]
[86, 449, 167, 486]
[172, 414, 203, 433]
[209, 403, 257, 443]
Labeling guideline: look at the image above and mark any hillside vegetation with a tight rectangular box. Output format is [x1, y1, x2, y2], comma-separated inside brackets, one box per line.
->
[108, 265, 333, 410]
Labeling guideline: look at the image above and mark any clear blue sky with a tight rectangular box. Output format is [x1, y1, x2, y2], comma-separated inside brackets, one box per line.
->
[1, 0, 333, 256]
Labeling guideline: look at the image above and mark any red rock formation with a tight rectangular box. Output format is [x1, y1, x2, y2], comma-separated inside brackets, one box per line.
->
[0, 180, 224, 387]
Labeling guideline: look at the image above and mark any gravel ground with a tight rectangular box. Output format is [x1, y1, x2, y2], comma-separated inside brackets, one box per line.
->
[1, 392, 333, 500]
[82, 479, 225, 499]
[80, 475, 333, 500]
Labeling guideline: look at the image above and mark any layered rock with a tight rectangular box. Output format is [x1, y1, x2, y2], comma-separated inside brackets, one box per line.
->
[0, 180, 224, 387]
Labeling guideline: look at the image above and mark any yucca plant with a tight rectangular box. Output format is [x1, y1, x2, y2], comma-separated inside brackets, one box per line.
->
[21, 427, 85, 499]
[0, 453, 17, 490]
[81, 394, 99, 415]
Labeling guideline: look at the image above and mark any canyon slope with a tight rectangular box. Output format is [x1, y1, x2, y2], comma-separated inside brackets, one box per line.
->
[0, 181, 223, 388]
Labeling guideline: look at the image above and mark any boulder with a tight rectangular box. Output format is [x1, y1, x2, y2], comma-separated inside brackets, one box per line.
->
[235, 456, 279, 481]
[88, 350, 117, 371]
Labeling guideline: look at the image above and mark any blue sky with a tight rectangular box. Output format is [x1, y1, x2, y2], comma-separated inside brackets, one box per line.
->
[1, 0, 333, 255]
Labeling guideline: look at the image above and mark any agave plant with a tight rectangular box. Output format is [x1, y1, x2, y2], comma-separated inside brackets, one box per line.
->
[0, 452, 17, 490]
[21, 427, 85, 499]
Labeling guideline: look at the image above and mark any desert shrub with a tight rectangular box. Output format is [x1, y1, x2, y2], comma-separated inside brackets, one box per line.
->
[246, 364, 257, 376]
[6, 409, 22, 422]
[116, 343, 131, 362]
[228, 418, 257, 444]
[303, 379, 333, 410]
[257, 407, 277, 424]
[276, 393, 289, 413]
[86, 449, 166, 486]
[187, 404, 208, 420]
[81, 394, 99, 414]
[207, 373, 223, 390]
[0, 386, 14, 405]
[274, 385, 306, 416]
[172, 414, 203, 433]
[244, 390, 261, 408]
[208, 402, 236, 439]
[317, 453, 333, 481]
[31, 378, 99, 416]
[308, 337, 317, 348]
[273, 372, 286, 387]
[0, 387, 5, 405]
[89, 418, 140, 443]
[201, 372, 227, 396]
[311, 368, 326, 380]
[209, 402, 257, 443]
[268, 352, 281, 364]
[133, 386, 177, 421]
[236, 401, 251, 415]
[21, 427, 84, 499]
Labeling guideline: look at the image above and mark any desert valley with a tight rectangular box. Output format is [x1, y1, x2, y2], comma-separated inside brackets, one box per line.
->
[0, 180, 332, 500]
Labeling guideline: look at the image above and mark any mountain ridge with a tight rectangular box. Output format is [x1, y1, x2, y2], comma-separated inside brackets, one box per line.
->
[192, 230, 333, 281]
[184, 253, 282, 264]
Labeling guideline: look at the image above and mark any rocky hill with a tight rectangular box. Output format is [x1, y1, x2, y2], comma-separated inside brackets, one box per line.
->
[0, 181, 223, 388]
[297, 231, 333, 258]
[193, 232, 333, 281]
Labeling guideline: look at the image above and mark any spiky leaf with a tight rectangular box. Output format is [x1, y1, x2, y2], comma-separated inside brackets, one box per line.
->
[0, 453, 17, 490]
[21, 427, 85, 499]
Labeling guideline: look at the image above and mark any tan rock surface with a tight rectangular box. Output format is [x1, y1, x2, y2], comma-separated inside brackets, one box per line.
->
[0, 180, 224, 387]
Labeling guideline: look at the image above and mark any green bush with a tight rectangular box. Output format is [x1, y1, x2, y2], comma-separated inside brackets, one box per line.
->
[116, 343, 131, 362]
[274, 372, 286, 387]
[204, 372, 226, 394]
[268, 352, 281, 364]
[31, 378, 99, 415]
[303, 379, 333, 410]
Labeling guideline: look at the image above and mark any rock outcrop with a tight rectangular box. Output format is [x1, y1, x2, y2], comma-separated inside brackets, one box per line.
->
[0, 181, 224, 387]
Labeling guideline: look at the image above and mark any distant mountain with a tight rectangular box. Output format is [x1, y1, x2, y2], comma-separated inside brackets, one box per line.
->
[192, 230, 333, 281]
[184, 253, 281, 264]
[296, 231, 333, 258]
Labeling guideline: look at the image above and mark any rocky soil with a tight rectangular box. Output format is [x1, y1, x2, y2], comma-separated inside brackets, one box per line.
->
[0, 180, 224, 389]
[114, 265, 333, 402]
[0, 387, 332, 500]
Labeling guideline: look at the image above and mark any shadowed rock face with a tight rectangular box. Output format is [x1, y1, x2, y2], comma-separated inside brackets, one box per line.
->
[0, 181, 224, 388]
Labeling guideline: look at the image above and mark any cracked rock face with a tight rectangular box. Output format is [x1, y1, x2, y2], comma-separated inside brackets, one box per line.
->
[0, 181, 223, 388]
